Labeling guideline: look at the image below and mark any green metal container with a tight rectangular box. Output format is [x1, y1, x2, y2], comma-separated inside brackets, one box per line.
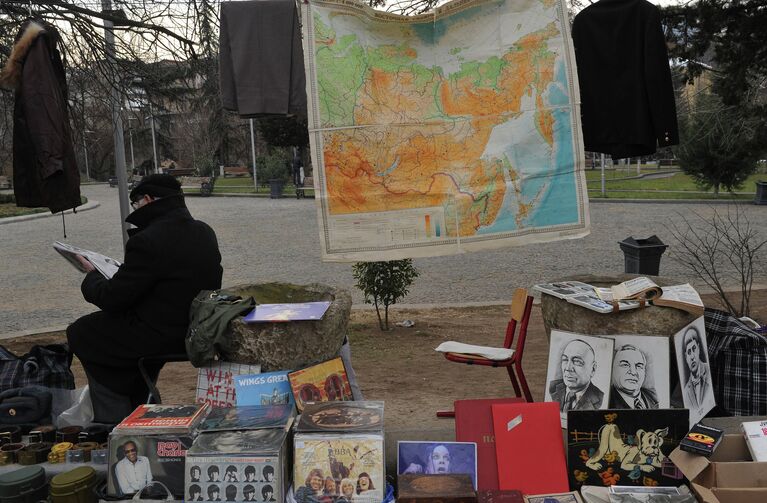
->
[49, 466, 97, 503]
[0, 466, 47, 503]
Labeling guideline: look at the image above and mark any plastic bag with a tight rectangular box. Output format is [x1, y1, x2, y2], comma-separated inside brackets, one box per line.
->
[56, 385, 94, 427]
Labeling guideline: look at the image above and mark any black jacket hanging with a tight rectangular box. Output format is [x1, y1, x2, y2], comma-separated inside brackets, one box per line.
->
[572, 0, 679, 159]
[0, 20, 81, 213]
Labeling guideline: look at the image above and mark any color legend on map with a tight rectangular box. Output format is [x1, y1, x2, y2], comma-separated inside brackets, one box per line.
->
[424, 214, 442, 239]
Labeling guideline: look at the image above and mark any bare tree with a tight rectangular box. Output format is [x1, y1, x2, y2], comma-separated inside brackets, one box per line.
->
[669, 206, 767, 318]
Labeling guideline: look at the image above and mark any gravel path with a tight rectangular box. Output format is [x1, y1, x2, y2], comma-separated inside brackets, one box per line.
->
[1, 184, 765, 335]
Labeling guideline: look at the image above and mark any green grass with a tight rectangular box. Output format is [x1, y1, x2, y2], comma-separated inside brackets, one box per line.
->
[588, 190, 754, 200]
[0, 196, 87, 218]
[586, 170, 766, 194]
[184, 177, 297, 196]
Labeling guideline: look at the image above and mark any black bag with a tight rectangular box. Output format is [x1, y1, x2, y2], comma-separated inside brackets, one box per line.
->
[0, 344, 75, 392]
[185, 290, 256, 367]
[0, 386, 52, 424]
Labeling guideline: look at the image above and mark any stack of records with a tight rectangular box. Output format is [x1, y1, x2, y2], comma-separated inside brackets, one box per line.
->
[294, 401, 385, 503]
[108, 403, 210, 499]
[187, 406, 292, 503]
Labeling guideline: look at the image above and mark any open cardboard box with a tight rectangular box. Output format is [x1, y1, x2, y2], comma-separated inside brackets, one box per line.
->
[669, 434, 767, 503]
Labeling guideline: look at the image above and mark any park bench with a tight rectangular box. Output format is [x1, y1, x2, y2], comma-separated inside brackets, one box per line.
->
[0, 176, 11, 190]
[166, 167, 196, 177]
[223, 166, 250, 178]
[296, 176, 315, 199]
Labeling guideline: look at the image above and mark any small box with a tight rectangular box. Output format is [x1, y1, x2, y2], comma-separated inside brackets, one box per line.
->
[680, 423, 724, 457]
[397, 474, 477, 503]
[670, 434, 767, 503]
[186, 429, 290, 503]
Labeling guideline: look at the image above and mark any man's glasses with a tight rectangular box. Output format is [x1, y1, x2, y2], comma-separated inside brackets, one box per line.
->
[124, 448, 136, 453]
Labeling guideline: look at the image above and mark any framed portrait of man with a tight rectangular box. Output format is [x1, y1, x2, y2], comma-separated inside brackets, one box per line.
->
[604, 335, 670, 410]
[544, 331, 614, 427]
[673, 317, 716, 425]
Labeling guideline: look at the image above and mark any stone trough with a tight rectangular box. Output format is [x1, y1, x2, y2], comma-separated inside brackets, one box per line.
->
[220, 282, 352, 372]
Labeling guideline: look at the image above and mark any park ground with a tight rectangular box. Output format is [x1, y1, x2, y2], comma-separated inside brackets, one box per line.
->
[3, 289, 765, 432]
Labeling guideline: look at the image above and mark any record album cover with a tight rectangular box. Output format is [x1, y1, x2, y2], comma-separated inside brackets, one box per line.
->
[116, 404, 209, 433]
[107, 433, 194, 498]
[294, 433, 384, 503]
[288, 357, 352, 411]
[196, 362, 262, 408]
[235, 371, 294, 407]
[296, 401, 384, 433]
[200, 405, 295, 433]
[186, 430, 290, 503]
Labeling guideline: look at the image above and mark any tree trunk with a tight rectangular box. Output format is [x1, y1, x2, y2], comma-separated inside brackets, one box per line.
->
[374, 299, 384, 331]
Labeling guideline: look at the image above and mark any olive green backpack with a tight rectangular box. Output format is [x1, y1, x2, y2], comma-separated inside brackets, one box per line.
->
[185, 290, 256, 367]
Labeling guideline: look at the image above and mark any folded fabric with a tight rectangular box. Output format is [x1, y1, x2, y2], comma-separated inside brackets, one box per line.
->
[435, 342, 515, 361]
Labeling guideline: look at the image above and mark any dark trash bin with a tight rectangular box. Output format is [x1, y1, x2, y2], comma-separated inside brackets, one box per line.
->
[200, 181, 213, 197]
[269, 179, 284, 199]
[755, 181, 767, 205]
[619, 235, 668, 276]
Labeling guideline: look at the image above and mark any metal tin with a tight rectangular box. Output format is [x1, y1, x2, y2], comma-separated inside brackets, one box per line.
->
[0, 466, 47, 503]
[50, 466, 97, 503]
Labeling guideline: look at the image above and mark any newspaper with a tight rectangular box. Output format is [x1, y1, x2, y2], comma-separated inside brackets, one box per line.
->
[53, 241, 121, 279]
[606, 277, 663, 301]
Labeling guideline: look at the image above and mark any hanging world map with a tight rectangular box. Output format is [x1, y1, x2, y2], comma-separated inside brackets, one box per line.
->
[301, 0, 590, 261]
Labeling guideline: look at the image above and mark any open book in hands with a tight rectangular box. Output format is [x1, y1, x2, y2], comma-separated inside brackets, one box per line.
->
[53, 241, 121, 279]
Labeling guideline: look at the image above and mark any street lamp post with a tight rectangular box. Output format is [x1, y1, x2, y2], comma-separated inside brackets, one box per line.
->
[149, 103, 159, 174]
[82, 134, 91, 181]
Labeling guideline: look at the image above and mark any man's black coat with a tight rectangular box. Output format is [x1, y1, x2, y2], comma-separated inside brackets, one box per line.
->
[67, 195, 222, 398]
[572, 0, 679, 159]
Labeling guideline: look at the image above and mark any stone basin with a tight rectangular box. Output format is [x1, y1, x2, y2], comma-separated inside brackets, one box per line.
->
[219, 282, 352, 372]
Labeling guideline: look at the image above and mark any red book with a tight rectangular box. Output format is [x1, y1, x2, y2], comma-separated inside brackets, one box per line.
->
[454, 398, 525, 490]
[491, 402, 568, 495]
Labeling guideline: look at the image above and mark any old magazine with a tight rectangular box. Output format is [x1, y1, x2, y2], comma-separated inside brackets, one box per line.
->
[533, 282, 642, 314]
[53, 241, 121, 279]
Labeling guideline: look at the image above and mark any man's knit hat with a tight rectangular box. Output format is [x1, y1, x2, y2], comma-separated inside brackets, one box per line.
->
[129, 173, 183, 201]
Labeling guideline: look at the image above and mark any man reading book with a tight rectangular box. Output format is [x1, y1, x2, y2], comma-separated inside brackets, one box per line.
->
[66, 174, 223, 423]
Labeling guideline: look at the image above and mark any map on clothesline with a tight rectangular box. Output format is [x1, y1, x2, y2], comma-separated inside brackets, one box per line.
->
[301, 0, 589, 262]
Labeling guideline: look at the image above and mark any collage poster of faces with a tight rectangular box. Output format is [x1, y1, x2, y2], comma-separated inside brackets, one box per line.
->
[396, 441, 478, 488]
[544, 319, 715, 427]
[185, 459, 279, 503]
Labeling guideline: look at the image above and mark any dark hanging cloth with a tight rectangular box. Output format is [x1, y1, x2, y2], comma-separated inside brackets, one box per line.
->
[572, 0, 679, 159]
[0, 20, 81, 213]
[219, 0, 307, 117]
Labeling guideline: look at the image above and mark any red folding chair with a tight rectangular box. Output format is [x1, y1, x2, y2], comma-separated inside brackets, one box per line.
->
[436, 288, 535, 417]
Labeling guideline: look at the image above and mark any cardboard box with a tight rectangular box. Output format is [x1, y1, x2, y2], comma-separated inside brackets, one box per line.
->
[670, 434, 767, 503]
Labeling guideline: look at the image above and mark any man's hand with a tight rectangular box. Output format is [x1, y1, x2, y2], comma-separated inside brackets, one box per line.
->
[76, 255, 96, 273]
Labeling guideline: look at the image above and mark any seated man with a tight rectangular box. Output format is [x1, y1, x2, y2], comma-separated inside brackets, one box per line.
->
[67, 174, 223, 423]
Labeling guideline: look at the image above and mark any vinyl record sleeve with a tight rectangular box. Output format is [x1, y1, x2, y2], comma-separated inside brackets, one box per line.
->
[296, 401, 384, 433]
[107, 433, 194, 498]
[189, 429, 289, 456]
[293, 433, 384, 503]
[200, 405, 295, 433]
